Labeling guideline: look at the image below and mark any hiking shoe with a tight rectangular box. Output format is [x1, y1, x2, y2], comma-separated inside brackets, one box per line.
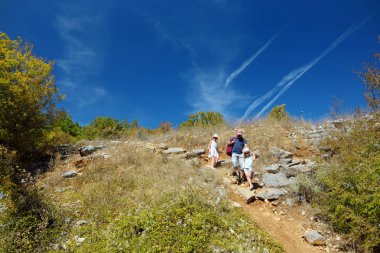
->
[249, 185, 255, 191]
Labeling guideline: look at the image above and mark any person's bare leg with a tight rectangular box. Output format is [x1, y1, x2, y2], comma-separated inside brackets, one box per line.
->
[245, 170, 253, 189]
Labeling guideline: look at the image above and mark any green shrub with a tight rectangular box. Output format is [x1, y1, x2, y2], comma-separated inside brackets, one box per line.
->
[268, 104, 290, 122]
[179, 112, 225, 129]
[0, 189, 66, 252]
[316, 115, 380, 252]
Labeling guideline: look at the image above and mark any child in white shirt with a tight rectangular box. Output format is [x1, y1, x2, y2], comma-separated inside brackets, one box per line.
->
[242, 147, 255, 190]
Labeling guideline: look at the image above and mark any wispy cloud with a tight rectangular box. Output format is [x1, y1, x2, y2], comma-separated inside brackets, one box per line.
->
[186, 67, 250, 118]
[224, 30, 282, 87]
[240, 17, 370, 121]
[54, 3, 108, 107]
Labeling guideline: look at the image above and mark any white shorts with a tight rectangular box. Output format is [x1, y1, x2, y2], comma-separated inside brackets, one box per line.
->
[231, 153, 244, 169]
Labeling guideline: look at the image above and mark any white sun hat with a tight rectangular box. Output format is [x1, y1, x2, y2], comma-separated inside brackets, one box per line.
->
[242, 147, 250, 153]
[213, 133, 219, 138]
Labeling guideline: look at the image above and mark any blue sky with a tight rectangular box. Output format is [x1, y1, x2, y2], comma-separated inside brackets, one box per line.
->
[1, 0, 379, 128]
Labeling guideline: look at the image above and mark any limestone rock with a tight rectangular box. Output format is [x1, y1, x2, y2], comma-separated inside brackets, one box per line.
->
[159, 143, 169, 149]
[255, 188, 286, 200]
[271, 147, 293, 160]
[262, 173, 294, 187]
[286, 162, 316, 177]
[63, 171, 78, 179]
[303, 230, 326, 246]
[163, 147, 186, 155]
[264, 164, 285, 174]
[237, 187, 256, 203]
[186, 149, 205, 158]
[79, 145, 105, 157]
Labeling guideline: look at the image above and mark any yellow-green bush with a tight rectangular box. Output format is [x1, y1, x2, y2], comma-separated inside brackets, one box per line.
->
[316, 115, 380, 252]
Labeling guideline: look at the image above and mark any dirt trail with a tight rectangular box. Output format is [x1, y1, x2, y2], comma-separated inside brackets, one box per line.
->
[215, 168, 330, 253]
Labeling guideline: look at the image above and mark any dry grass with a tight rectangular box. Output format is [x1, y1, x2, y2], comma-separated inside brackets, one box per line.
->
[36, 141, 284, 252]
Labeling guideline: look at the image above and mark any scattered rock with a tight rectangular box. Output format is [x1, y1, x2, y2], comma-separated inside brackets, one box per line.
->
[75, 220, 88, 226]
[79, 145, 105, 157]
[237, 187, 256, 203]
[94, 153, 112, 159]
[321, 153, 331, 159]
[76, 237, 86, 244]
[230, 201, 241, 208]
[0, 204, 7, 213]
[303, 230, 326, 246]
[264, 164, 285, 174]
[162, 147, 186, 155]
[55, 187, 69, 193]
[262, 173, 294, 187]
[186, 149, 205, 158]
[159, 143, 169, 149]
[286, 162, 316, 177]
[271, 147, 293, 160]
[0, 192, 6, 199]
[255, 188, 286, 200]
[63, 171, 78, 179]
[285, 198, 293, 207]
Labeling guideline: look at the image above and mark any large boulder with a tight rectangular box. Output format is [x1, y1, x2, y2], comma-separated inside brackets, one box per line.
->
[262, 173, 294, 187]
[186, 149, 205, 158]
[162, 147, 186, 155]
[79, 145, 105, 157]
[303, 230, 326, 246]
[255, 188, 286, 200]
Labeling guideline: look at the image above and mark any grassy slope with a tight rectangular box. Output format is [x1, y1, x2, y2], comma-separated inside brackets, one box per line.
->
[37, 141, 284, 252]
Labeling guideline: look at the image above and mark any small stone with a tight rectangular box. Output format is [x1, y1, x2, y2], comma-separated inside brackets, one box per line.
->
[63, 171, 78, 178]
[301, 210, 306, 216]
[159, 143, 169, 149]
[75, 220, 88, 226]
[76, 237, 85, 244]
[286, 198, 293, 207]
[230, 201, 242, 208]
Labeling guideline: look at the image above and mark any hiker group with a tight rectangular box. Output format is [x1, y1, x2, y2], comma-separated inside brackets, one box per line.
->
[208, 129, 257, 191]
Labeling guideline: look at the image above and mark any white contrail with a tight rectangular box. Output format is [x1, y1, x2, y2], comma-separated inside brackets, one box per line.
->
[239, 18, 370, 122]
[224, 30, 281, 87]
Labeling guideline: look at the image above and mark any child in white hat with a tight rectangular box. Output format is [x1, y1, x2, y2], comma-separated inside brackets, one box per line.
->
[242, 147, 255, 190]
[208, 134, 219, 167]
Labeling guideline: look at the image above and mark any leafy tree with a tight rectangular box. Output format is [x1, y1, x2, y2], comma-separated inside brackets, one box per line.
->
[268, 104, 290, 121]
[0, 32, 65, 252]
[179, 112, 224, 128]
[0, 32, 62, 155]
[357, 37, 380, 111]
